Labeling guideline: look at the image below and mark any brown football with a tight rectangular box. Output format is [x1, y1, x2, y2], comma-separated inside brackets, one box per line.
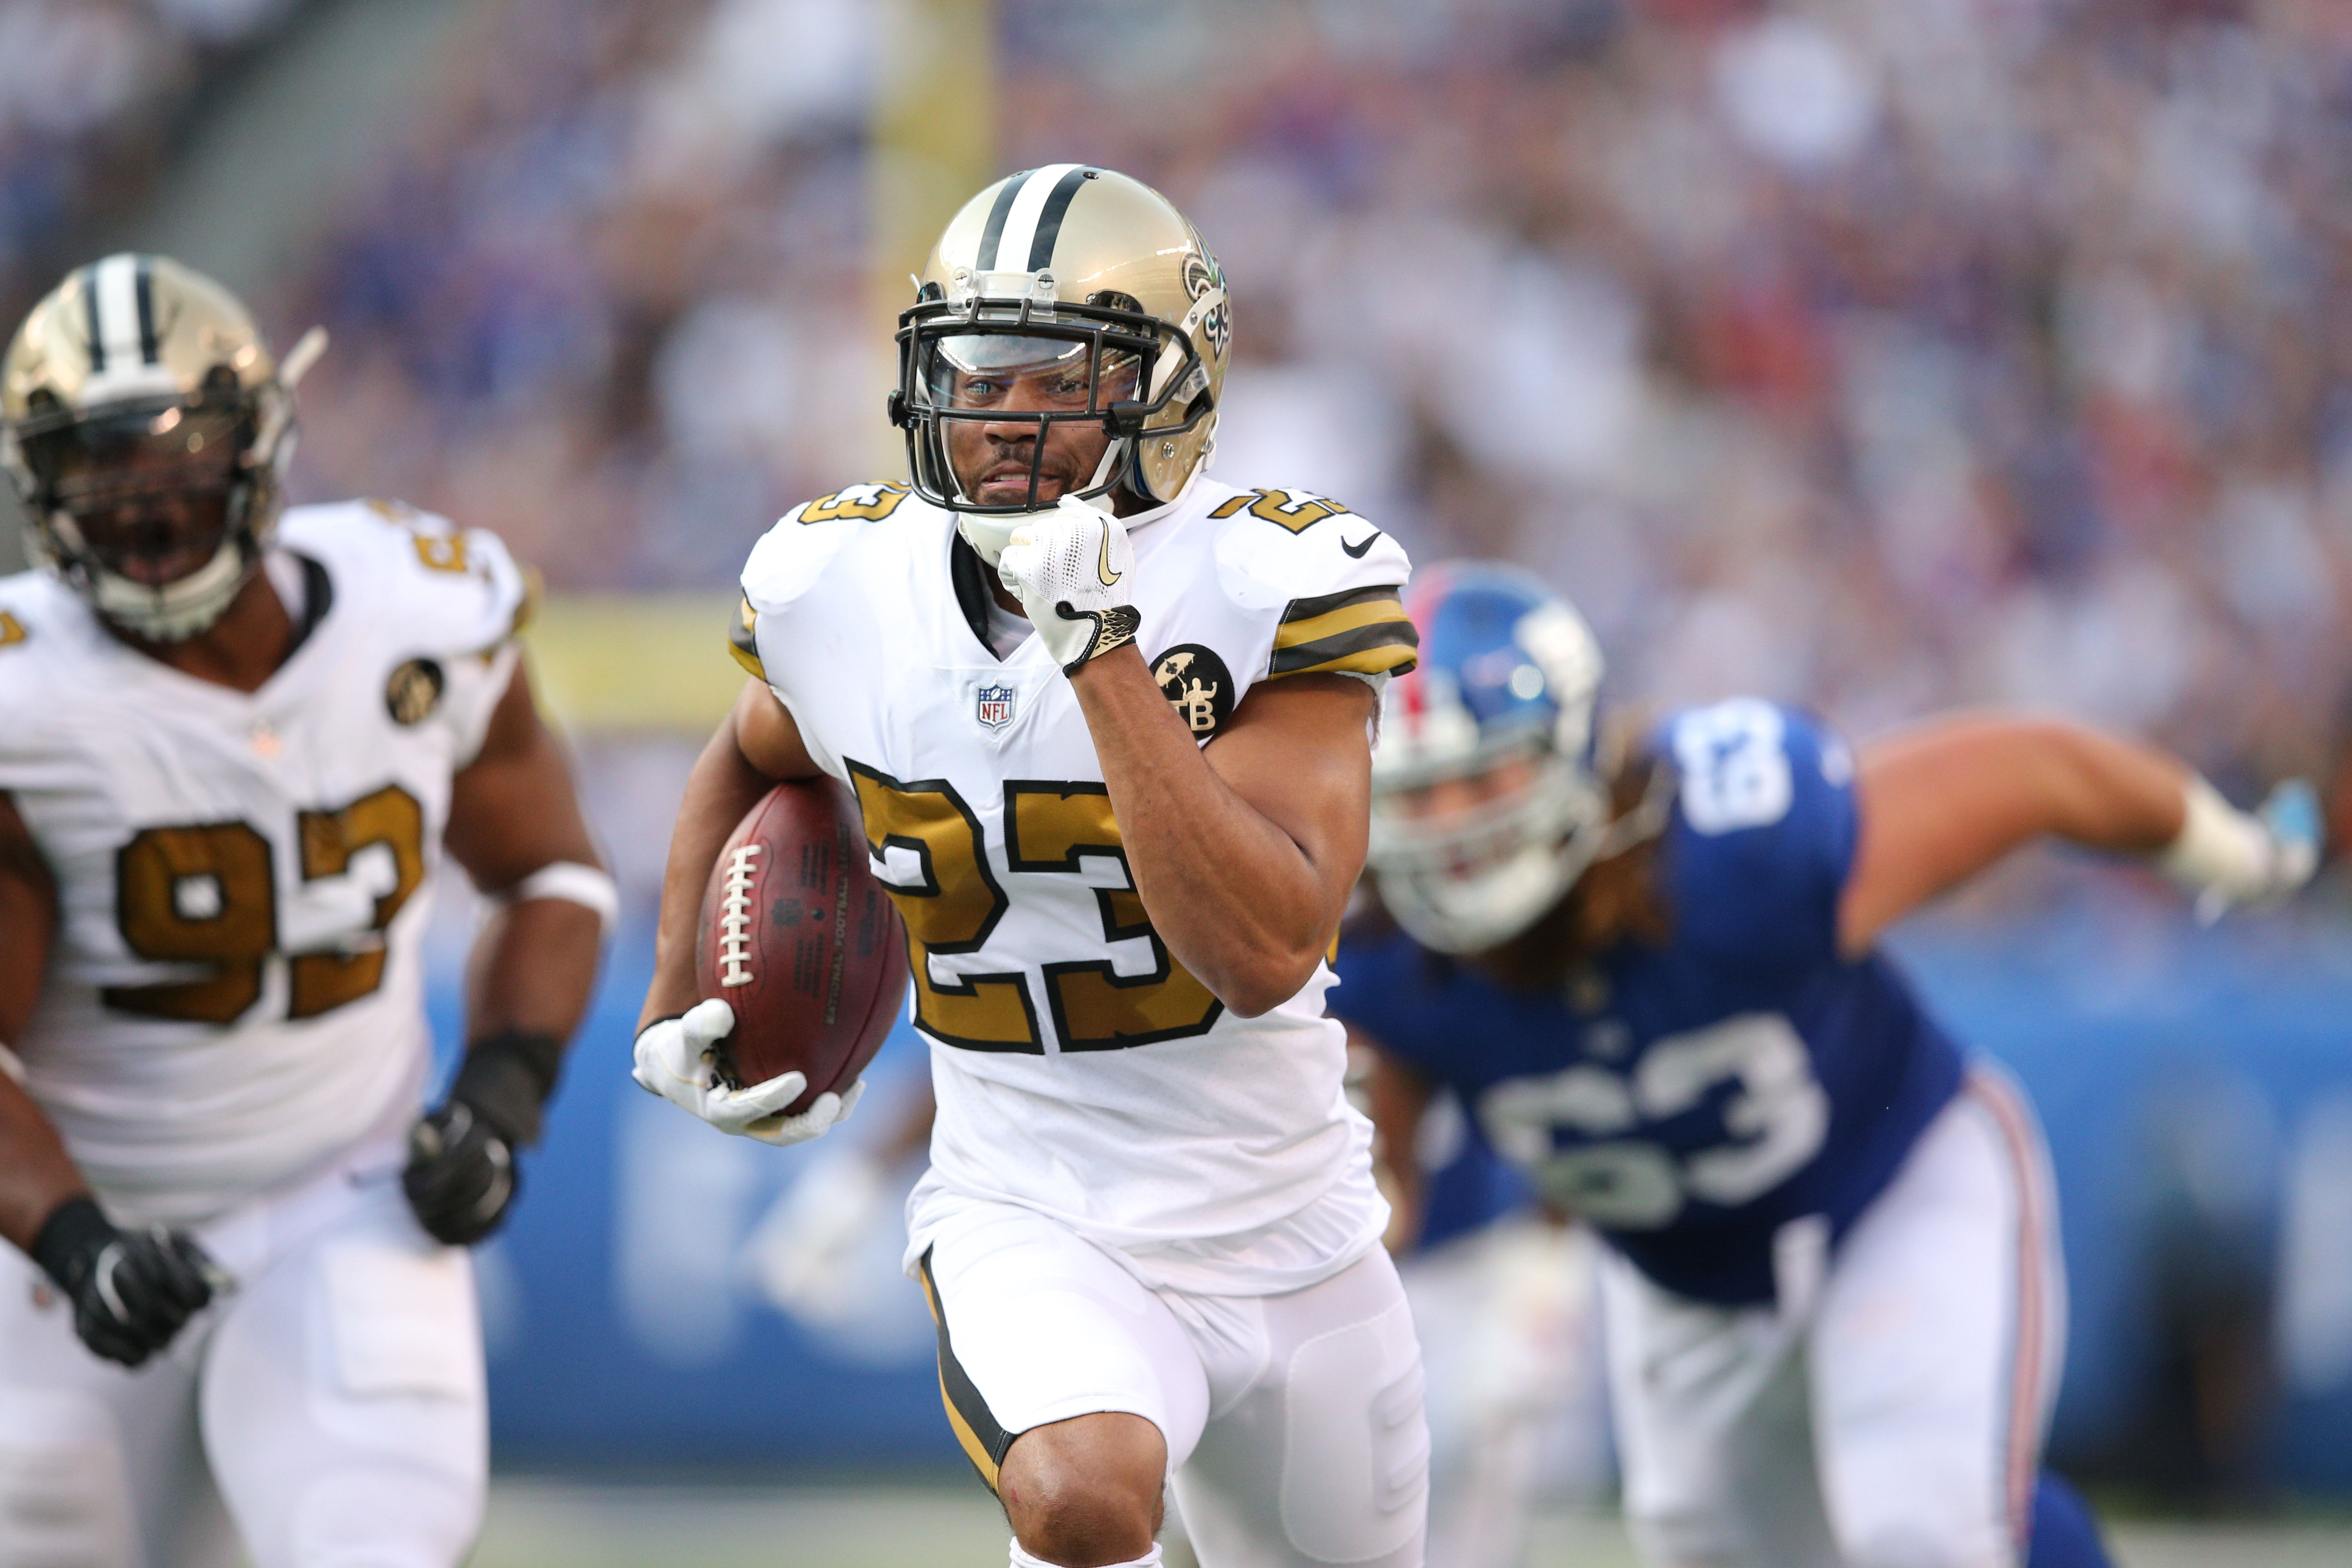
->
[694, 779, 908, 1110]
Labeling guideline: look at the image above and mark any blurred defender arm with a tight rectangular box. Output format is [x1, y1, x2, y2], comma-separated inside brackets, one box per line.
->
[1837, 712, 2313, 956]
[637, 678, 821, 1029]
[0, 789, 83, 1254]
[1357, 1029, 1433, 1255]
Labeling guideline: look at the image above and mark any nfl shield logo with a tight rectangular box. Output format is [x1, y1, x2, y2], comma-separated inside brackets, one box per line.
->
[976, 683, 1016, 731]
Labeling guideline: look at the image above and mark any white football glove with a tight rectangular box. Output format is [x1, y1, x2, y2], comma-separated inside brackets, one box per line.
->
[995, 495, 1142, 675]
[2161, 776, 2323, 923]
[630, 998, 864, 1147]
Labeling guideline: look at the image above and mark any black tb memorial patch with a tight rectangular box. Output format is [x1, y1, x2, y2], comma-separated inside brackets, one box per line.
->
[1152, 644, 1233, 741]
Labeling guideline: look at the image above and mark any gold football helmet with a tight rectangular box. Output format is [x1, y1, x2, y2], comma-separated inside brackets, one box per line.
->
[0, 254, 323, 640]
[889, 165, 1230, 561]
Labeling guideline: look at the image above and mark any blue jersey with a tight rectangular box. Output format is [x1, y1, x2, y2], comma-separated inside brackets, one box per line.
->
[1406, 1094, 1533, 1254]
[1333, 700, 1964, 1306]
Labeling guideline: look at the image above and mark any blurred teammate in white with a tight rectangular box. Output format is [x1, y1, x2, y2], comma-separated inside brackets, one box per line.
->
[634, 167, 1429, 1568]
[0, 256, 610, 1568]
[1335, 564, 2321, 1568]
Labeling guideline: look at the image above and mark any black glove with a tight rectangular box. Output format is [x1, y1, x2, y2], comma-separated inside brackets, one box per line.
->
[403, 1030, 564, 1246]
[32, 1196, 219, 1368]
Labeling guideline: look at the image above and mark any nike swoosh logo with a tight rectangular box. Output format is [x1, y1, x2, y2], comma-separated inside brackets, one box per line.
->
[1097, 527, 1122, 587]
[1341, 530, 1381, 558]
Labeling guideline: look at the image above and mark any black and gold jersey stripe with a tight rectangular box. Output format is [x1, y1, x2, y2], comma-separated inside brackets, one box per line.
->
[918, 1248, 1016, 1493]
[1268, 584, 1417, 679]
[727, 593, 766, 679]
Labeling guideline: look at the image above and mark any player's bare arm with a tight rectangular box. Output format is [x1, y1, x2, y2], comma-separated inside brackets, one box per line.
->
[0, 763, 218, 1370]
[0, 789, 77, 1252]
[1355, 1029, 1434, 1253]
[1839, 712, 2315, 955]
[443, 662, 606, 1035]
[403, 660, 611, 1246]
[1068, 652, 1372, 1016]
[638, 677, 818, 1028]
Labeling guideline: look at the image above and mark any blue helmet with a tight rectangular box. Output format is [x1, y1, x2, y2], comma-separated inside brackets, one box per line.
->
[1369, 563, 1614, 952]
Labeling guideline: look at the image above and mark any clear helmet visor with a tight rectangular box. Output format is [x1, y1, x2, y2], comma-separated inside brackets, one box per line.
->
[922, 331, 1142, 411]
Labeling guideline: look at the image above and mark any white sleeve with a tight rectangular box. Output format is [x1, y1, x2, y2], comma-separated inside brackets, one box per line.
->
[393, 515, 531, 767]
[1210, 488, 1419, 687]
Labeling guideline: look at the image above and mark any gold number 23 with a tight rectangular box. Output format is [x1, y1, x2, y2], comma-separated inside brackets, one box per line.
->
[848, 763, 1223, 1054]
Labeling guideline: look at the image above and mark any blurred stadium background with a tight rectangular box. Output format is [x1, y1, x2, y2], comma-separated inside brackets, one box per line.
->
[10, 0, 2352, 1561]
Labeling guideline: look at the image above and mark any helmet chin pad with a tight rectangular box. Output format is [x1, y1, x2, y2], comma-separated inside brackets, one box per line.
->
[1378, 838, 1588, 955]
[81, 527, 256, 641]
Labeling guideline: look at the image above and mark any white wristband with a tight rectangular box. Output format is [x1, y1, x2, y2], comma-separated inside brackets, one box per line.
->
[503, 861, 620, 936]
[2156, 777, 2273, 902]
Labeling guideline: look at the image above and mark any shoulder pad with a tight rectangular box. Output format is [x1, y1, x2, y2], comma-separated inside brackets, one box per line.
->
[0, 571, 87, 664]
[1209, 486, 1417, 680]
[282, 500, 532, 657]
[744, 482, 926, 614]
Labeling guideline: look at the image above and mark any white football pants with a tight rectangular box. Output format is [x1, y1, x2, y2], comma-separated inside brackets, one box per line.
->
[1401, 1215, 1602, 1568]
[0, 1135, 487, 1568]
[916, 1197, 1429, 1568]
[1604, 1065, 2065, 1568]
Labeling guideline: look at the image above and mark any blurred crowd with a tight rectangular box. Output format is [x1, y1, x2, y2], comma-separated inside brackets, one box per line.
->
[21, 0, 2352, 794]
[0, 0, 299, 314]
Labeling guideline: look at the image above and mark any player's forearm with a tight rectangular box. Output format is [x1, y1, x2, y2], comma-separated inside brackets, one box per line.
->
[1068, 650, 1332, 1015]
[641, 720, 779, 1026]
[1868, 715, 2188, 854]
[2024, 721, 2190, 852]
[1843, 715, 2196, 952]
[1365, 1047, 1431, 1253]
[0, 1071, 89, 1254]
[466, 898, 604, 1047]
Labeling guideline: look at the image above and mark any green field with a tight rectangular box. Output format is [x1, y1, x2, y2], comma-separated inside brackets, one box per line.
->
[470, 1479, 2352, 1568]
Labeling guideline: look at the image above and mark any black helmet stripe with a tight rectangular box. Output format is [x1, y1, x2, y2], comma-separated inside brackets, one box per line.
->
[85, 255, 150, 377]
[975, 169, 1033, 271]
[980, 162, 1086, 276]
[1023, 165, 1093, 271]
[133, 255, 158, 364]
[78, 263, 104, 373]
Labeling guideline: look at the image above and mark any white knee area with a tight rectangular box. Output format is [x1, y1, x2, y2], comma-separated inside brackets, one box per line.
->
[1009, 1543, 1162, 1568]
[0, 1388, 137, 1568]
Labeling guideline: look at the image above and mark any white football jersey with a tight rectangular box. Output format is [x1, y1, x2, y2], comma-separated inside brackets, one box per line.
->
[0, 500, 526, 1225]
[736, 476, 1418, 1293]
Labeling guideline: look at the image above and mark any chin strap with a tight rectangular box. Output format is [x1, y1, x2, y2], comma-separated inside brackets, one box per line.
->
[82, 527, 256, 642]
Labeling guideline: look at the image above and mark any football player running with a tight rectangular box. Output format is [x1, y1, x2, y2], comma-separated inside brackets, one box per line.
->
[635, 167, 1428, 1568]
[1335, 564, 2320, 1568]
[0, 257, 610, 1568]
